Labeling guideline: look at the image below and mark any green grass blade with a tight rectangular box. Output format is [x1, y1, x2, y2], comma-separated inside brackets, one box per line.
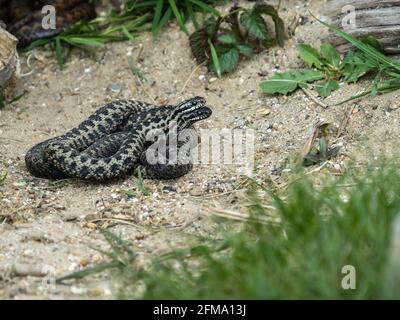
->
[56, 261, 121, 283]
[208, 39, 221, 78]
[0, 172, 7, 186]
[121, 26, 135, 40]
[55, 37, 64, 69]
[310, 12, 400, 72]
[153, 7, 172, 35]
[135, 169, 150, 196]
[152, 0, 165, 33]
[22, 38, 53, 52]
[187, 0, 220, 16]
[168, 0, 188, 34]
[186, 1, 199, 29]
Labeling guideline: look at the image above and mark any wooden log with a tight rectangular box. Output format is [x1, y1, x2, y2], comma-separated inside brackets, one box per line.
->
[0, 26, 19, 90]
[322, 0, 400, 55]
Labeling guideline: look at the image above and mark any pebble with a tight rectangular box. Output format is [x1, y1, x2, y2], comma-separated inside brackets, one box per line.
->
[61, 211, 79, 222]
[209, 77, 217, 83]
[198, 75, 206, 81]
[70, 286, 88, 295]
[53, 93, 62, 101]
[256, 107, 271, 117]
[21, 230, 51, 243]
[333, 163, 341, 172]
[106, 83, 123, 94]
[162, 185, 177, 194]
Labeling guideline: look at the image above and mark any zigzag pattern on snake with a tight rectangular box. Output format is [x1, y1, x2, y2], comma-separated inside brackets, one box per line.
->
[25, 97, 212, 181]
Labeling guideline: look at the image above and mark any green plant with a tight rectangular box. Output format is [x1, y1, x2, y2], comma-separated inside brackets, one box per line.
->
[59, 159, 400, 299]
[25, 12, 152, 69]
[261, 16, 400, 102]
[303, 137, 340, 166]
[57, 228, 136, 283]
[0, 172, 7, 186]
[0, 91, 27, 109]
[125, 0, 220, 35]
[135, 169, 150, 196]
[190, 1, 285, 77]
[24, 1, 221, 68]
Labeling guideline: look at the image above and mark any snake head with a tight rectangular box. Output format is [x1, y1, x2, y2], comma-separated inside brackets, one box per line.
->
[173, 96, 212, 129]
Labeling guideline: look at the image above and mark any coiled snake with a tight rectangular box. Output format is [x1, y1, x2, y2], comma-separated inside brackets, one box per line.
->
[25, 97, 212, 181]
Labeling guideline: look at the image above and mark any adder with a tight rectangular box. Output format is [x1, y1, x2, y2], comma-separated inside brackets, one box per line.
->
[25, 97, 212, 181]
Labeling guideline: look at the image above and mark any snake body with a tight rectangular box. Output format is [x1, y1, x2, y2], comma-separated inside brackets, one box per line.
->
[25, 97, 212, 181]
[0, 0, 95, 47]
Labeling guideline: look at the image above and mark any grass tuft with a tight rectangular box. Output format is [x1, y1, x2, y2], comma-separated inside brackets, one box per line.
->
[64, 159, 400, 299]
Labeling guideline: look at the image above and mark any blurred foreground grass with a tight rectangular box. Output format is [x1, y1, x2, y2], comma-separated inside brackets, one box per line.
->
[61, 158, 400, 299]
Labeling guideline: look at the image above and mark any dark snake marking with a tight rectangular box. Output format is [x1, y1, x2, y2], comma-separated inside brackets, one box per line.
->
[0, 0, 95, 47]
[25, 97, 212, 181]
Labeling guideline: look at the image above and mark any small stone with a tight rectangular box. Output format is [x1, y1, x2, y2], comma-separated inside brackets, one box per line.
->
[70, 286, 87, 295]
[198, 75, 206, 81]
[256, 107, 271, 117]
[333, 163, 341, 172]
[111, 207, 123, 214]
[53, 93, 62, 101]
[106, 83, 123, 94]
[299, 15, 309, 25]
[85, 222, 97, 229]
[21, 230, 52, 243]
[79, 258, 89, 267]
[162, 185, 177, 194]
[61, 211, 79, 222]
[209, 77, 217, 83]
[23, 249, 34, 257]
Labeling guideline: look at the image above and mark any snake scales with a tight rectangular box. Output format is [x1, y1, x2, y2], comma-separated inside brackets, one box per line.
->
[25, 97, 212, 181]
[0, 0, 95, 47]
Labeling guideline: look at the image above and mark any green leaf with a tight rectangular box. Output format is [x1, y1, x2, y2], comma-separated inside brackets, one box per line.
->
[298, 44, 323, 69]
[240, 9, 268, 40]
[237, 44, 253, 57]
[189, 28, 209, 64]
[255, 3, 286, 46]
[260, 69, 325, 95]
[219, 47, 239, 74]
[189, 16, 219, 64]
[320, 43, 341, 68]
[218, 33, 237, 44]
[341, 51, 374, 83]
[315, 79, 340, 97]
[204, 16, 219, 36]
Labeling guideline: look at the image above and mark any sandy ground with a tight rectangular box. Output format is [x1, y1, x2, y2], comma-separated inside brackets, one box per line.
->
[1, 0, 400, 299]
